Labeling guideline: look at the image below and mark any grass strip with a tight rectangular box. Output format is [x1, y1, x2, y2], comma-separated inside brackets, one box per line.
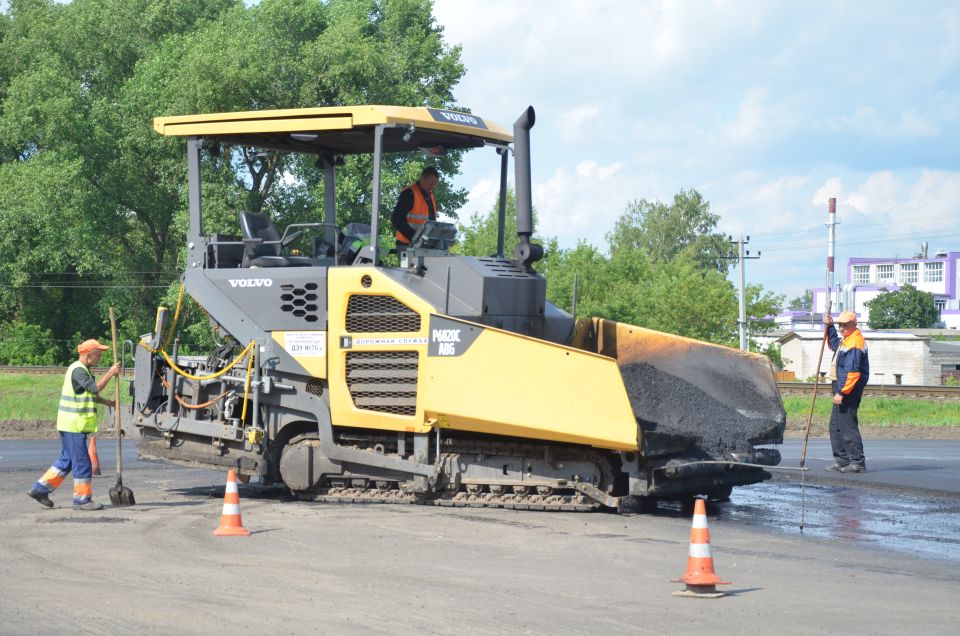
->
[0, 373, 130, 422]
[782, 395, 960, 427]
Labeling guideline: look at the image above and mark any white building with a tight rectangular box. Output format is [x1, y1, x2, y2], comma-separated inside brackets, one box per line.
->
[807, 249, 960, 330]
[777, 330, 960, 385]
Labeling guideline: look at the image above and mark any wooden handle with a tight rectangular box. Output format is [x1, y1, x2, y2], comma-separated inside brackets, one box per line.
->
[800, 300, 832, 467]
[109, 307, 122, 478]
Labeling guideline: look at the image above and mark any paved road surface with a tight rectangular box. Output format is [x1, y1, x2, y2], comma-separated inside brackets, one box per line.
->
[0, 439, 958, 634]
[768, 438, 960, 494]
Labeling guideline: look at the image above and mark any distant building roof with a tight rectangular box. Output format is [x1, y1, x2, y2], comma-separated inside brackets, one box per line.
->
[929, 340, 960, 353]
[777, 330, 924, 344]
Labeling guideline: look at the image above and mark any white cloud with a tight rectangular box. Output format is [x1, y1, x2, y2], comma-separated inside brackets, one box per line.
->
[575, 159, 623, 181]
[721, 87, 771, 144]
[533, 160, 636, 246]
[433, 0, 960, 298]
[812, 178, 845, 207]
[558, 104, 605, 142]
[845, 172, 901, 216]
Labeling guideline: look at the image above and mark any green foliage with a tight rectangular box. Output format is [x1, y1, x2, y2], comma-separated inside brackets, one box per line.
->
[865, 284, 940, 329]
[788, 289, 813, 311]
[0, 320, 60, 364]
[606, 189, 731, 274]
[758, 342, 785, 370]
[458, 190, 782, 346]
[0, 0, 465, 362]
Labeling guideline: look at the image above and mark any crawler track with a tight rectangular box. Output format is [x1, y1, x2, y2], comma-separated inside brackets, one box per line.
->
[291, 435, 614, 512]
[298, 487, 600, 511]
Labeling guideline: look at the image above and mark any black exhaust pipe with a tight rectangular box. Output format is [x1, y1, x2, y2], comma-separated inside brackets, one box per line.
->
[513, 106, 543, 267]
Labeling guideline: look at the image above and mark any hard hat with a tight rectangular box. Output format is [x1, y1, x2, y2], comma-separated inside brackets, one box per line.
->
[837, 311, 857, 324]
[77, 339, 109, 354]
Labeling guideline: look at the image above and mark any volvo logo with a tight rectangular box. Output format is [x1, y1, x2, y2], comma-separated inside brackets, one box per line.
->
[427, 108, 487, 130]
[438, 112, 479, 126]
[228, 278, 273, 288]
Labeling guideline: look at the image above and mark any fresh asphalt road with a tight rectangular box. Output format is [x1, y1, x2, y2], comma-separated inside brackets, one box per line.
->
[1, 438, 958, 634]
[766, 438, 960, 494]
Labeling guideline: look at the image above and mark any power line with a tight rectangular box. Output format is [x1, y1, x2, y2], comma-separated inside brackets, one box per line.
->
[10, 271, 180, 276]
[0, 284, 173, 289]
[748, 212, 960, 239]
[760, 230, 960, 254]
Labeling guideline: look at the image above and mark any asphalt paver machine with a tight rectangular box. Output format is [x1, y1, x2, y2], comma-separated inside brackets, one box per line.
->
[125, 105, 785, 511]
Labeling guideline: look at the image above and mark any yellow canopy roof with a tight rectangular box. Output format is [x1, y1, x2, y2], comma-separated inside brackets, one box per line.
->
[153, 105, 512, 155]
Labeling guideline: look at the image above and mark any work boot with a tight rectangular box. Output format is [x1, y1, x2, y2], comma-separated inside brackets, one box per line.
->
[72, 500, 104, 511]
[824, 463, 847, 472]
[840, 464, 866, 473]
[27, 489, 54, 508]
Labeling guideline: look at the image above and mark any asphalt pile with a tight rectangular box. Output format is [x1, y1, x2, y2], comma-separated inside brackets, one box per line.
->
[619, 362, 778, 456]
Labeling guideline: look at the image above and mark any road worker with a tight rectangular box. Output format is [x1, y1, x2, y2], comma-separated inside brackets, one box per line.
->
[823, 311, 870, 473]
[27, 339, 120, 510]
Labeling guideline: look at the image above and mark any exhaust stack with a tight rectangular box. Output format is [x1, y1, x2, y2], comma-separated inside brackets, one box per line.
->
[513, 106, 543, 267]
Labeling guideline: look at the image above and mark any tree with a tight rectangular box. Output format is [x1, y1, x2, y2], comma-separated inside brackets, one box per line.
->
[458, 188, 784, 347]
[746, 283, 784, 336]
[787, 289, 813, 311]
[0, 0, 467, 361]
[455, 186, 553, 262]
[865, 285, 940, 329]
[606, 189, 731, 273]
[0, 320, 60, 365]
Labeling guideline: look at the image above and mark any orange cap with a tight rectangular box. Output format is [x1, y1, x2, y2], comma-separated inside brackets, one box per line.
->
[837, 311, 857, 324]
[77, 339, 109, 354]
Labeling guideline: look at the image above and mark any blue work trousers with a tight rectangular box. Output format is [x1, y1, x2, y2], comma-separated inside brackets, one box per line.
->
[32, 431, 94, 504]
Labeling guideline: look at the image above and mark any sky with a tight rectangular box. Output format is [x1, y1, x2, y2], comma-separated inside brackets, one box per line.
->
[431, 0, 960, 300]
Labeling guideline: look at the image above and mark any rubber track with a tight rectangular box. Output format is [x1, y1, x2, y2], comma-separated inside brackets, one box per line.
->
[299, 487, 600, 512]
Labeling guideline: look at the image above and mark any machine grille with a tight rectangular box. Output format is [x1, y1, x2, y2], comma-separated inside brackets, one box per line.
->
[345, 295, 420, 333]
[476, 257, 534, 279]
[345, 351, 418, 416]
[279, 282, 320, 323]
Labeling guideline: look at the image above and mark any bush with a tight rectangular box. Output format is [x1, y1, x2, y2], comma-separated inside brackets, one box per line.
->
[0, 321, 60, 365]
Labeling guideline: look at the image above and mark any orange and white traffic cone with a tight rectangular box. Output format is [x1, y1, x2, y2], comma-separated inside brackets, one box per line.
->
[213, 469, 251, 537]
[88, 436, 101, 476]
[672, 498, 731, 598]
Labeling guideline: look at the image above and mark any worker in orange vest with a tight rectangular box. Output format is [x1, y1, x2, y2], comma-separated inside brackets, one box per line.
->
[391, 166, 440, 251]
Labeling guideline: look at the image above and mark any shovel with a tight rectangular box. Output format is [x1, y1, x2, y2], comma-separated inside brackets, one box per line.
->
[108, 307, 136, 507]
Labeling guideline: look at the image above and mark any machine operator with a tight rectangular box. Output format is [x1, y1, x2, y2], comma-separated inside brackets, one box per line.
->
[391, 166, 440, 251]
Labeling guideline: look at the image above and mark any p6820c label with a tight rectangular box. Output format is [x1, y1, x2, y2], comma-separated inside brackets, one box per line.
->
[428, 316, 481, 357]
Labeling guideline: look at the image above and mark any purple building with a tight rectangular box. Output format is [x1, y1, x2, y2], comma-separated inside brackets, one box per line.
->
[807, 249, 960, 329]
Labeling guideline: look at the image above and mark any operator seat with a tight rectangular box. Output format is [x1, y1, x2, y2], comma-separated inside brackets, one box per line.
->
[238, 211, 312, 267]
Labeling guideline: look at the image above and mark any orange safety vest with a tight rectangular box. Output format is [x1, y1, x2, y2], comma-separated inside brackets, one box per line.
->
[395, 182, 437, 244]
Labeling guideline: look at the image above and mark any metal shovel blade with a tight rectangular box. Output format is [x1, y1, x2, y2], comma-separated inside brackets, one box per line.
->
[109, 484, 136, 507]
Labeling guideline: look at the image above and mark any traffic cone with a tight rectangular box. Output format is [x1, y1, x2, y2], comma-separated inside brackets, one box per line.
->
[88, 436, 101, 476]
[672, 498, 731, 598]
[213, 469, 251, 537]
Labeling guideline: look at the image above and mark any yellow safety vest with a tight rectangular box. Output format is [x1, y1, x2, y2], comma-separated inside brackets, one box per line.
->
[57, 360, 98, 433]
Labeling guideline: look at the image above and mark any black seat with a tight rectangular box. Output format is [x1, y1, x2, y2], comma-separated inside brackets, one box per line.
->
[238, 212, 312, 267]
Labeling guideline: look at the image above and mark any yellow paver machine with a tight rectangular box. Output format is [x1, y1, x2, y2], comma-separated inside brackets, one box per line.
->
[125, 105, 785, 511]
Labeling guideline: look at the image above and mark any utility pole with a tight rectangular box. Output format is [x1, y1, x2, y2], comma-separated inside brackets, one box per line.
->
[721, 235, 762, 350]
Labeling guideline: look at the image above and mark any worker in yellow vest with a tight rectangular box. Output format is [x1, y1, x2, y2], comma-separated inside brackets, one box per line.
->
[391, 166, 440, 251]
[28, 339, 120, 510]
